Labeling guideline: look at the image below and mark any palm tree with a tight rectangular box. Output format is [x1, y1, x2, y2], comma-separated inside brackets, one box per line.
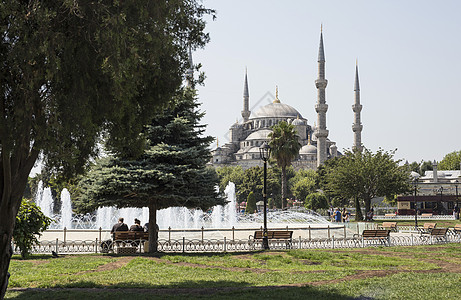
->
[268, 121, 301, 209]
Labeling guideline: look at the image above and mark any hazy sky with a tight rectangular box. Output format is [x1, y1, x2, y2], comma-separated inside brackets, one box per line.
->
[194, 0, 461, 164]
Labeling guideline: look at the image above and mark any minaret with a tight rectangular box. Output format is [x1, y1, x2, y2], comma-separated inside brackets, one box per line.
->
[241, 69, 250, 122]
[186, 46, 194, 88]
[315, 26, 329, 166]
[352, 61, 363, 152]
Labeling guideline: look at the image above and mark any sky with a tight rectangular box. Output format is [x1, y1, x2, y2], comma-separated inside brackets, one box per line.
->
[193, 0, 461, 164]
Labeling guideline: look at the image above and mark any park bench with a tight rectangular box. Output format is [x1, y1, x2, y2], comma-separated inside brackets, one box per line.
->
[113, 231, 149, 254]
[356, 229, 391, 246]
[250, 230, 293, 249]
[378, 222, 398, 232]
[418, 223, 436, 234]
[452, 224, 461, 234]
[421, 213, 433, 218]
[428, 228, 448, 243]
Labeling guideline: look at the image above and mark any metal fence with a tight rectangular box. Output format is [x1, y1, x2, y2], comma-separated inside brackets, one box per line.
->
[14, 230, 461, 255]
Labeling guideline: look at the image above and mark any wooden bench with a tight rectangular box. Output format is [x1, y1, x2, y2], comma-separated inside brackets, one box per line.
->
[250, 231, 293, 248]
[378, 222, 398, 232]
[429, 228, 448, 243]
[452, 224, 461, 234]
[114, 231, 149, 241]
[418, 223, 436, 234]
[421, 213, 433, 217]
[113, 231, 149, 254]
[359, 229, 391, 246]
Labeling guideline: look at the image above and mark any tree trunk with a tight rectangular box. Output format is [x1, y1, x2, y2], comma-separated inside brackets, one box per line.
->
[354, 196, 363, 221]
[0, 197, 16, 299]
[281, 166, 287, 209]
[147, 203, 158, 254]
[0, 184, 29, 298]
[0, 147, 38, 299]
[364, 198, 371, 216]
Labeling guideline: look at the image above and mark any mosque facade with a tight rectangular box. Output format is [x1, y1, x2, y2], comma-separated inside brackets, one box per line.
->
[209, 29, 363, 170]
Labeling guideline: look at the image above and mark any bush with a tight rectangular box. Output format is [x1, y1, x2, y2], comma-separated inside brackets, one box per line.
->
[245, 192, 257, 213]
[304, 192, 329, 211]
[13, 199, 52, 258]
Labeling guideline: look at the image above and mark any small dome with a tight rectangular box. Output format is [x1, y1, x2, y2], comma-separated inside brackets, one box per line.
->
[247, 147, 261, 153]
[300, 144, 317, 155]
[246, 129, 272, 141]
[292, 118, 304, 126]
[231, 122, 241, 129]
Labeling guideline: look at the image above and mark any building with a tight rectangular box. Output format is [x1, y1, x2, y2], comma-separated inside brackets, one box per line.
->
[210, 28, 363, 170]
[397, 161, 461, 215]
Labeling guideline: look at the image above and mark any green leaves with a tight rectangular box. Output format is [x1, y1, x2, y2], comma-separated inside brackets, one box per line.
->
[439, 151, 461, 170]
[13, 199, 52, 258]
[75, 89, 225, 213]
[321, 148, 411, 217]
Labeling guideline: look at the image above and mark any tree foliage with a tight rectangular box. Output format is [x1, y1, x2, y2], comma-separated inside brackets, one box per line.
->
[75, 89, 225, 252]
[215, 166, 244, 192]
[268, 121, 301, 208]
[245, 192, 257, 214]
[13, 199, 52, 258]
[0, 0, 214, 295]
[322, 148, 411, 220]
[289, 169, 317, 202]
[439, 151, 461, 170]
[304, 192, 329, 211]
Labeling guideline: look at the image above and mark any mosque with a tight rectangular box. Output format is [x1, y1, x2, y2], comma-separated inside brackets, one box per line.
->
[209, 29, 364, 170]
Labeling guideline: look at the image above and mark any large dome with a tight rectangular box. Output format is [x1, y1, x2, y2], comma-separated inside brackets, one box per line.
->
[251, 102, 302, 119]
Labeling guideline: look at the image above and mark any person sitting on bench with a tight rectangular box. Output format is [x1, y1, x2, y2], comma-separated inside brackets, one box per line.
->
[130, 218, 143, 232]
[111, 217, 129, 236]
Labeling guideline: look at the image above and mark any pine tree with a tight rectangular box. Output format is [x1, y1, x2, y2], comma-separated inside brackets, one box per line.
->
[75, 89, 226, 252]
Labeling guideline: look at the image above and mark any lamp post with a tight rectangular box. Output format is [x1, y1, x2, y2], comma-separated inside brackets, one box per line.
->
[259, 142, 270, 250]
[413, 178, 418, 230]
[455, 180, 459, 220]
[433, 186, 443, 215]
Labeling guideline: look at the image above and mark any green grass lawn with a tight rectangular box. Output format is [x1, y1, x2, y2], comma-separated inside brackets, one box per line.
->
[6, 244, 461, 299]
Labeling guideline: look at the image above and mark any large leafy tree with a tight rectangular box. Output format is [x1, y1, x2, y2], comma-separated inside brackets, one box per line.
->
[215, 166, 244, 192]
[0, 0, 213, 295]
[268, 121, 301, 208]
[289, 169, 317, 202]
[75, 89, 225, 253]
[323, 148, 411, 220]
[439, 151, 461, 170]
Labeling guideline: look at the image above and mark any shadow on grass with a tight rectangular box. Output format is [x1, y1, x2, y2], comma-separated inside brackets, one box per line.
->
[6, 284, 351, 300]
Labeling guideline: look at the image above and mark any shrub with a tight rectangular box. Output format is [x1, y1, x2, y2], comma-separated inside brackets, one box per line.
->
[13, 199, 52, 258]
[245, 192, 257, 213]
[304, 192, 329, 211]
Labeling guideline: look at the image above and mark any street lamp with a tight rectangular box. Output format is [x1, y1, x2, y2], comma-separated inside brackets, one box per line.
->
[455, 180, 459, 207]
[433, 186, 443, 215]
[259, 142, 271, 250]
[413, 178, 419, 230]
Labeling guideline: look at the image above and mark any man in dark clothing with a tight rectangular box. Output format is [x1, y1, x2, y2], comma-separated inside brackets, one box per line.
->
[130, 218, 143, 231]
[111, 217, 128, 235]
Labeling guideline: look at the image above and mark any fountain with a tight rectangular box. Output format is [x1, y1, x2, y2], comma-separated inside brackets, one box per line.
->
[60, 188, 72, 229]
[34, 181, 330, 230]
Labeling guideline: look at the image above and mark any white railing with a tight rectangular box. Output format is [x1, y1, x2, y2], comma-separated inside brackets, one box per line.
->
[15, 231, 461, 255]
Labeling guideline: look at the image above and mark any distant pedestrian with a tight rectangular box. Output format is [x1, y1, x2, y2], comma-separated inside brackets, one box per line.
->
[334, 208, 342, 222]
